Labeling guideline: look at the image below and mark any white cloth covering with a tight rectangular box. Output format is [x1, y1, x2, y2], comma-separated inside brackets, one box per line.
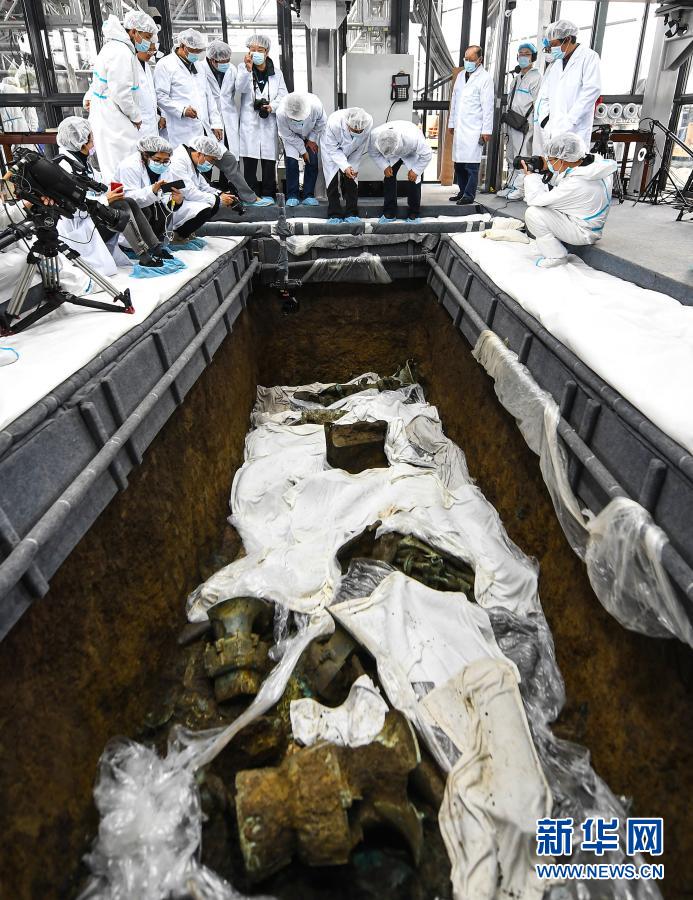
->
[276, 92, 327, 160]
[537, 43, 601, 152]
[368, 120, 432, 184]
[320, 109, 373, 189]
[154, 52, 222, 148]
[449, 66, 494, 163]
[88, 15, 143, 184]
[453, 232, 693, 455]
[235, 62, 287, 161]
[290, 674, 388, 748]
[0, 236, 243, 430]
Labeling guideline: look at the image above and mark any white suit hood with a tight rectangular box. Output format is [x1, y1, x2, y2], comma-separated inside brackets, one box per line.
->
[568, 155, 617, 180]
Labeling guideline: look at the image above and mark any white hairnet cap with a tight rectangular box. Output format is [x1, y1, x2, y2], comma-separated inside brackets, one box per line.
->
[345, 107, 372, 131]
[375, 126, 401, 157]
[546, 19, 579, 41]
[283, 92, 311, 120]
[207, 39, 232, 60]
[123, 9, 157, 32]
[177, 27, 207, 49]
[57, 115, 92, 151]
[191, 134, 224, 158]
[246, 33, 271, 50]
[138, 134, 173, 154]
[546, 131, 586, 160]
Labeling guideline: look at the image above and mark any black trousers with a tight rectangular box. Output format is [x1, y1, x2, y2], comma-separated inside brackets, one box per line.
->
[327, 172, 358, 218]
[383, 159, 422, 218]
[242, 157, 277, 198]
[175, 196, 220, 238]
[96, 196, 160, 254]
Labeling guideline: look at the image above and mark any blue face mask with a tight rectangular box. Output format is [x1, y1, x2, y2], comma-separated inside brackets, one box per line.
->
[135, 37, 151, 52]
[550, 45, 565, 61]
[217, 62, 230, 72]
[463, 59, 477, 73]
[187, 52, 200, 63]
[196, 160, 213, 172]
[251, 51, 266, 66]
[148, 159, 170, 175]
[518, 56, 531, 68]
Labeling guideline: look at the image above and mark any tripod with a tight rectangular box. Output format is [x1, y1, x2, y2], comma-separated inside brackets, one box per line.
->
[0, 214, 134, 335]
[633, 118, 693, 219]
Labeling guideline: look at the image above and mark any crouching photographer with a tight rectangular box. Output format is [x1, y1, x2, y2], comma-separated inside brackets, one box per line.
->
[521, 131, 617, 268]
[56, 116, 172, 276]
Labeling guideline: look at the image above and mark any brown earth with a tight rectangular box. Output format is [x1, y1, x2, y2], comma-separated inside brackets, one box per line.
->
[0, 281, 690, 898]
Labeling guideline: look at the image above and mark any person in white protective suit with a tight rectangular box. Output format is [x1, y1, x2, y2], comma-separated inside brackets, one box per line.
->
[236, 34, 287, 201]
[154, 28, 223, 150]
[88, 10, 157, 184]
[448, 45, 494, 204]
[56, 117, 173, 276]
[369, 121, 432, 223]
[536, 19, 601, 154]
[276, 91, 327, 207]
[0, 76, 39, 136]
[167, 135, 239, 242]
[498, 42, 541, 200]
[136, 38, 165, 139]
[320, 107, 373, 224]
[523, 131, 617, 268]
[204, 40, 240, 159]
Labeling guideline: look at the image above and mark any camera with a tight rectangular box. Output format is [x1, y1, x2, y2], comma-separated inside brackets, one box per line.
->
[253, 97, 270, 119]
[6, 148, 130, 233]
[513, 155, 544, 173]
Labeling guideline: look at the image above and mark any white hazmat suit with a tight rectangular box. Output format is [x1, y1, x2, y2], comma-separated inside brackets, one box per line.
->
[154, 52, 221, 148]
[503, 66, 541, 196]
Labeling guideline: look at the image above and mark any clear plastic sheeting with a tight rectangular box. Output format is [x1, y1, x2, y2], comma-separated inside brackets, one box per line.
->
[473, 328, 693, 648]
[283, 231, 439, 257]
[301, 251, 393, 284]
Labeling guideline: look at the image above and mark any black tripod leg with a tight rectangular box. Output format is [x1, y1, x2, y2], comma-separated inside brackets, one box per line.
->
[66, 295, 136, 313]
[2, 299, 63, 334]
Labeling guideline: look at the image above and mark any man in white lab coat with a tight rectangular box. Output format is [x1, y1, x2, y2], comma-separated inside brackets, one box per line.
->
[204, 40, 240, 159]
[448, 45, 494, 204]
[498, 42, 541, 200]
[88, 10, 158, 184]
[523, 131, 616, 267]
[276, 92, 327, 206]
[136, 40, 162, 139]
[320, 107, 373, 223]
[154, 28, 223, 150]
[369, 121, 432, 223]
[236, 33, 288, 200]
[537, 19, 601, 154]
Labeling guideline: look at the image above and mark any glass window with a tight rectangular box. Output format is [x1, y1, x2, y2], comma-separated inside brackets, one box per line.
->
[685, 58, 693, 94]
[672, 103, 692, 189]
[634, 3, 658, 92]
[172, 0, 225, 41]
[42, 0, 100, 94]
[0, 0, 36, 93]
[556, 0, 595, 44]
[291, 26, 308, 92]
[600, 2, 648, 93]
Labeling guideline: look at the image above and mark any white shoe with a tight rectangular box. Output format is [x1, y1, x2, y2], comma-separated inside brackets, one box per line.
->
[506, 188, 524, 201]
[535, 256, 568, 268]
[496, 187, 511, 198]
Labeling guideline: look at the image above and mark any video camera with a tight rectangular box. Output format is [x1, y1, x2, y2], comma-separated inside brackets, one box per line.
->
[5, 147, 130, 234]
[513, 155, 544, 173]
[253, 97, 271, 119]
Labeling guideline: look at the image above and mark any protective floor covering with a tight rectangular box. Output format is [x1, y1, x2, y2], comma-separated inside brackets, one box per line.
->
[0, 236, 243, 431]
[453, 233, 693, 455]
[81, 374, 660, 900]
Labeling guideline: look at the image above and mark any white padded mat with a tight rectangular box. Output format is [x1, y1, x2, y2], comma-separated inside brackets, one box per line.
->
[454, 232, 693, 456]
[0, 236, 243, 431]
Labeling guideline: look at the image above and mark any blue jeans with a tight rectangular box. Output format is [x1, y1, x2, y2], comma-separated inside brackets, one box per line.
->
[285, 146, 319, 200]
[454, 162, 480, 200]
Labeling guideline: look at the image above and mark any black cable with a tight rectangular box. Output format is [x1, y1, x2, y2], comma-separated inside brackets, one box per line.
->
[385, 99, 397, 123]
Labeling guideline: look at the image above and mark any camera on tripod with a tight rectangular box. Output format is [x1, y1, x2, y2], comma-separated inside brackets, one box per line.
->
[253, 97, 271, 119]
[513, 155, 544, 173]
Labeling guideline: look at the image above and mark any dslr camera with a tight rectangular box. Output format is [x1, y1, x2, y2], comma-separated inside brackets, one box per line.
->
[253, 97, 270, 119]
[513, 155, 544, 173]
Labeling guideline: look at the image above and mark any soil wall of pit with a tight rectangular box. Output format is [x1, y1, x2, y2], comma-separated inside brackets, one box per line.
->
[0, 281, 691, 898]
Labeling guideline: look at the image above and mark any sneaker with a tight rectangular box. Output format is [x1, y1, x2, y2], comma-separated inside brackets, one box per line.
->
[302, 196, 320, 206]
[262, 196, 276, 203]
[154, 245, 175, 261]
[496, 187, 511, 198]
[249, 197, 274, 207]
[138, 252, 164, 268]
[344, 215, 361, 224]
[378, 215, 396, 224]
[286, 197, 300, 207]
[506, 188, 524, 201]
[456, 196, 475, 205]
[171, 231, 195, 244]
[326, 216, 343, 224]
[449, 193, 463, 202]
[535, 256, 567, 268]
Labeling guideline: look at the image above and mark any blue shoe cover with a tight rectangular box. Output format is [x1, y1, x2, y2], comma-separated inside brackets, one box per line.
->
[302, 196, 320, 206]
[122, 248, 139, 260]
[344, 215, 361, 224]
[170, 237, 206, 251]
[285, 197, 300, 207]
[378, 215, 396, 224]
[130, 263, 169, 279]
[326, 217, 343, 224]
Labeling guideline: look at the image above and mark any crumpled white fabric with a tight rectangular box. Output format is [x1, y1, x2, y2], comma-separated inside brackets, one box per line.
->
[290, 674, 388, 748]
[473, 329, 693, 647]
